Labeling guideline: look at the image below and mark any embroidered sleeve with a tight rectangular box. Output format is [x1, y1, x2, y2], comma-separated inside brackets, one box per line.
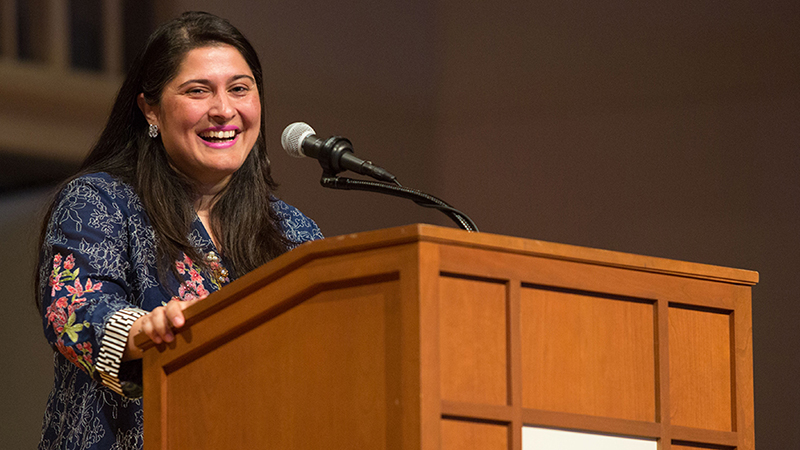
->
[40, 175, 150, 397]
[272, 199, 324, 246]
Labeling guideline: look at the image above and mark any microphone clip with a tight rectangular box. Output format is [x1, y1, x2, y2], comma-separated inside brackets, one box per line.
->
[312, 136, 397, 183]
[314, 136, 355, 177]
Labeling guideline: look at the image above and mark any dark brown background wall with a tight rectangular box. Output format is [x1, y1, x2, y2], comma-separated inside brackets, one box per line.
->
[3, 1, 797, 448]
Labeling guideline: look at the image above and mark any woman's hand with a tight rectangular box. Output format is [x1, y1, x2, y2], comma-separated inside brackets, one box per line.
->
[123, 299, 200, 361]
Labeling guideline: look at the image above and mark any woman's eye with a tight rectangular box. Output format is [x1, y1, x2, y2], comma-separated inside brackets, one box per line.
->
[230, 86, 250, 94]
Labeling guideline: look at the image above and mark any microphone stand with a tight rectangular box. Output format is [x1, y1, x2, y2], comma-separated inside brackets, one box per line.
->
[319, 175, 479, 232]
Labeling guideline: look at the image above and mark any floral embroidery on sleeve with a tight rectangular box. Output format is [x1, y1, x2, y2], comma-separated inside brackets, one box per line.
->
[45, 253, 104, 375]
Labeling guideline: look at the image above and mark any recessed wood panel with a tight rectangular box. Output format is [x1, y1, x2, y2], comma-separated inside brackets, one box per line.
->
[669, 306, 733, 431]
[442, 419, 509, 450]
[440, 276, 508, 405]
[520, 287, 657, 422]
[165, 281, 401, 450]
[671, 444, 728, 450]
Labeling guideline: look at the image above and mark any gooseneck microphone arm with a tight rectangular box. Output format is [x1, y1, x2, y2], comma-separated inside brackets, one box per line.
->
[319, 176, 479, 232]
[281, 122, 479, 232]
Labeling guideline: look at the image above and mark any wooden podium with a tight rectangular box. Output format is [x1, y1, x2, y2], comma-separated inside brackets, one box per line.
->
[138, 224, 757, 450]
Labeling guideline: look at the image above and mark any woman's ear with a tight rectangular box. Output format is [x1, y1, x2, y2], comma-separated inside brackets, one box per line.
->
[137, 93, 160, 126]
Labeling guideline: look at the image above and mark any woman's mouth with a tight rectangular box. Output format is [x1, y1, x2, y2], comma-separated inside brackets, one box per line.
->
[198, 129, 238, 143]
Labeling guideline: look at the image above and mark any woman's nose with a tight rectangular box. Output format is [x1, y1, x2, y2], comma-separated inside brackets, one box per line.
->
[209, 93, 235, 122]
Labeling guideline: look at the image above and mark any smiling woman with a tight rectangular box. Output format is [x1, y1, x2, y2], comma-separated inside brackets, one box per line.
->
[34, 11, 322, 450]
[138, 45, 261, 192]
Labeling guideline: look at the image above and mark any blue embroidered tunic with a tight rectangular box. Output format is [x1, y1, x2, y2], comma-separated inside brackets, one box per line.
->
[38, 172, 323, 450]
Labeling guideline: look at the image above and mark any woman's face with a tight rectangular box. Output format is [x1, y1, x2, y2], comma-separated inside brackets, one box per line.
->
[140, 44, 261, 189]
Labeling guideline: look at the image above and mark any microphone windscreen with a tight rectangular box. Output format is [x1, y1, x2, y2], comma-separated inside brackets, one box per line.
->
[281, 122, 316, 158]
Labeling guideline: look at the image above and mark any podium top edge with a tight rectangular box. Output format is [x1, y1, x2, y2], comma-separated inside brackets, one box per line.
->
[302, 223, 759, 286]
[135, 224, 757, 350]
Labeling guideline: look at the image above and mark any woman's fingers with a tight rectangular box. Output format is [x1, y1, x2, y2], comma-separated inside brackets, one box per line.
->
[152, 299, 202, 342]
[164, 299, 187, 328]
[154, 307, 175, 342]
[164, 298, 201, 328]
[124, 299, 200, 361]
[139, 308, 167, 343]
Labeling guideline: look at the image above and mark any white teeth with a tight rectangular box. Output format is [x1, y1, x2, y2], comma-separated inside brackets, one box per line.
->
[201, 130, 236, 139]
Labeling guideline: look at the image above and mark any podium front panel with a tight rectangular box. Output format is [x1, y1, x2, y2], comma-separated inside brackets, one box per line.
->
[141, 225, 755, 450]
[434, 235, 754, 450]
[439, 276, 508, 406]
[441, 419, 508, 450]
[669, 305, 734, 431]
[162, 280, 403, 449]
[520, 286, 657, 422]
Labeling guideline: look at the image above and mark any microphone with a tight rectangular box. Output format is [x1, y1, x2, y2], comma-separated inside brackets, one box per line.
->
[281, 122, 397, 183]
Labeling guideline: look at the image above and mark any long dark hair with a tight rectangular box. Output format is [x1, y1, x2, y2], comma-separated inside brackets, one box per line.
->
[36, 11, 289, 309]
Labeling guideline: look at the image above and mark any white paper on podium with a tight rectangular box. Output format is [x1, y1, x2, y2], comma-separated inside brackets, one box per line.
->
[522, 427, 657, 450]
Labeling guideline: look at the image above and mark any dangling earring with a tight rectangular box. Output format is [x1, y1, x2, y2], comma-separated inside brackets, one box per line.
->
[148, 123, 159, 138]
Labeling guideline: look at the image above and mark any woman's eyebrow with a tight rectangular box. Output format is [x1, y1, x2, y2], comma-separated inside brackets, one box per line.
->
[177, 74, 255, 88]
